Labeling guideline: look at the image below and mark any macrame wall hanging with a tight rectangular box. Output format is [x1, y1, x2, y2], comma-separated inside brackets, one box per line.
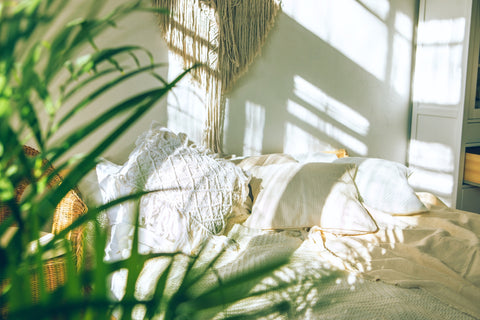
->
[153, 0, 282, 153]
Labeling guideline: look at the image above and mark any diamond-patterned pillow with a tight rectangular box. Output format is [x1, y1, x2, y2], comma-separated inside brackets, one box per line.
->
[97, 123, 249, 257]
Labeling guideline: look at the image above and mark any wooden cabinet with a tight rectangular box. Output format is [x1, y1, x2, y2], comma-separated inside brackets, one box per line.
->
[464, 147, 480, 185]
[457, 0, 480, 213]
[471, 18, 480, 120]
[410, 0, 480, 213]
[458, 185, 480, 212]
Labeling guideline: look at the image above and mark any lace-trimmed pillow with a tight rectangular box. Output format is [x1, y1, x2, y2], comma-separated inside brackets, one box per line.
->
[97, 124, 250, 258]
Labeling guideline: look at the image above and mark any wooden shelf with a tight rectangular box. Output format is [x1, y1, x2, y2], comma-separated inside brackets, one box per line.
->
[464, 180, 480, 188]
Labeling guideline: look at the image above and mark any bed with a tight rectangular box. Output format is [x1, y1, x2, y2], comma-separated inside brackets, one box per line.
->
[81, 123, 480, 320]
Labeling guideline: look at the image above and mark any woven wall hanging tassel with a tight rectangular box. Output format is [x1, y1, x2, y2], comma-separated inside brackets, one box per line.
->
[153, 0, 281, 153]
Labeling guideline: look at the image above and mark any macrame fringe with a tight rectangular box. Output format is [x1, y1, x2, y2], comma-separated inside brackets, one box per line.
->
[153, 0, 281, 153]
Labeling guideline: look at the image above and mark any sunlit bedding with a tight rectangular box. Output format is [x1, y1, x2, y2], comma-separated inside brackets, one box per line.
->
[81, 123, 480, 319]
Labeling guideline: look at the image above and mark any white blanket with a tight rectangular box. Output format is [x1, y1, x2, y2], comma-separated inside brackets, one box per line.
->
[113, 194, 480, 319]
[302, 194, 480, 319]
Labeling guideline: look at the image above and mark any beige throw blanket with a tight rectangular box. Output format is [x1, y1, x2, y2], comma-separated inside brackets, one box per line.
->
[307, 196, 480, 319]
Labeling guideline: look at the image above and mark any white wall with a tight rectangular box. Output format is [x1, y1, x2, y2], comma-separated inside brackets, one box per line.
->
[50, 0, 417, 165]
[166, 0, 418, 164]
[46, 1, 170, 165]
[409, 0, 473, 206]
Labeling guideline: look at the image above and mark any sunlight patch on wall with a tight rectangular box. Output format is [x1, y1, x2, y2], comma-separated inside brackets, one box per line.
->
[390, 12, 413, 95]
[284, 122, 335, 155]
[408, 140, 455, 205]
[395, 11, 413, 39]
[286, 99, 368, 155]
[417, 18, 465, 44]
[391, 35, 412, 95]
[358, 0, 390, 21]
[412, 18, 466, 105]
[166, 53, 205, 143]
[293, 75, 370, 136]
[243, 101, 266, 155]
[282, 0, 388, 81]
[409, 169, 454, 203]
[409, 140, 455, 172]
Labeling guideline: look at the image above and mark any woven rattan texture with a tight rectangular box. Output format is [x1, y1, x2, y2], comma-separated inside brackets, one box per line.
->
[0, 146, 88, 317]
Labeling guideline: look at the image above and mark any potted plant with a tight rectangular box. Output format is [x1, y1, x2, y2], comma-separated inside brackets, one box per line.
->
[0, 1, 290, 319]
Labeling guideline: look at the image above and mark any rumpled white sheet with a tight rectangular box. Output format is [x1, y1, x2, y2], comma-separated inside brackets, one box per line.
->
[305, 194, 480, 319]
[110, 193, 480, 319]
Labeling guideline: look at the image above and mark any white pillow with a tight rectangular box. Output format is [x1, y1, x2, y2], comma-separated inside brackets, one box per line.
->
[243, 162, 378, 235]
[231, 153, 297, 171]
[97, 160, 136, 226]
[97, 123, 250, 258]
[334, 157, 427, 215]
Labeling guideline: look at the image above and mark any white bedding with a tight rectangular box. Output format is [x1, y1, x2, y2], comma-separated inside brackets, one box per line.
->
[88, 128, 479, 319]
[215, 216, 479, 320]
[361, 202, 480, 319]
[201, 196, 479, 319]
[111, 194, 479, 320]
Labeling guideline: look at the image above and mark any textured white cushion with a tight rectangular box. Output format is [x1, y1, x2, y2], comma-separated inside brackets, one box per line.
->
[97, 124, 250, 259]
[334, 157, 427, 215]
[243, 162, 378, 235]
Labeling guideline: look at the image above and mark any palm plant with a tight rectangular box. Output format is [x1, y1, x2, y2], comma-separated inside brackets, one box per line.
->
[0, 1, 291, 319]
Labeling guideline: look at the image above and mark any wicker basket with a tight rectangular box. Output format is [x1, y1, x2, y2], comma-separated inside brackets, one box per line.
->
[0, 145, 88, 317]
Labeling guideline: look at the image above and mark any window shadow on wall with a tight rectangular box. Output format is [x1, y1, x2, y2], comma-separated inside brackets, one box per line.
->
[222, 0, 415, 161]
